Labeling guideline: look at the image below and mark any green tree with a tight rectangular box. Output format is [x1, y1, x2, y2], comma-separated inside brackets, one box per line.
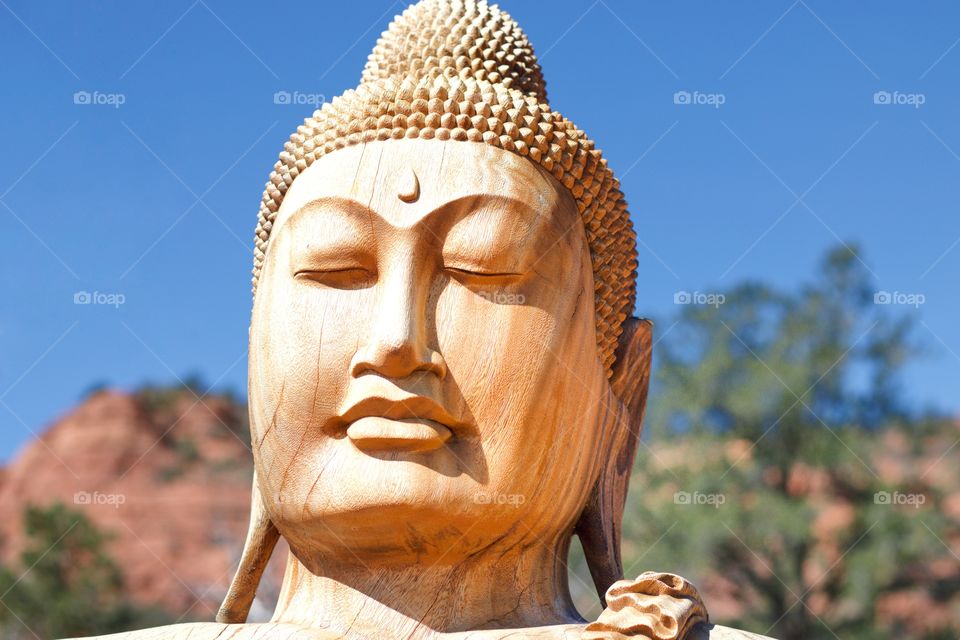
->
[0, 504, 172, 639]
[578, 245, 959, 640]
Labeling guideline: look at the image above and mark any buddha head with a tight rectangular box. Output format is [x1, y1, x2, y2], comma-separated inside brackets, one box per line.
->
[221, 0, 649, 626]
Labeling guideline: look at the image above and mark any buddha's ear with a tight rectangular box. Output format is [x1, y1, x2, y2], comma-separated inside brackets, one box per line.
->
[575, 318, 653, 603]
[610, 317, 655, 430]
[217, 469, 280, 623]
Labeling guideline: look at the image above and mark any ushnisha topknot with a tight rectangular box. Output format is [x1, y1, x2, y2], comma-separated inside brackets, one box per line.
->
[361, 0, 547, 102]
[252, 0, 638, 373]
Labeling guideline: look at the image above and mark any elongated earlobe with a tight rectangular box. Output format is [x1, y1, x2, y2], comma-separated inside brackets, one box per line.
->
[575, 318, 653, 602]
[217, 469, 280, 623]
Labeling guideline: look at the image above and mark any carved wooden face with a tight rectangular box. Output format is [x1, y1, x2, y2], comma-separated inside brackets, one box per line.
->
[249, 139, 610, 566]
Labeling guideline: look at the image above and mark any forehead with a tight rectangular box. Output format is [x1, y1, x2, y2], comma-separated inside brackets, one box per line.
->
[272, 139, 567, 231]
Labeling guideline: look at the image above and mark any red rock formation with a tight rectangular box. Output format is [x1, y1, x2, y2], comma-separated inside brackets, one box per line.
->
[0, 389, 282, 621]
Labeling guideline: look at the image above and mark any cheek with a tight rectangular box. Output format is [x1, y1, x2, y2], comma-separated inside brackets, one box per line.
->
[250, 265, 370, 477]
[435, 270, 601, 481]
[436, 285, 556, 406]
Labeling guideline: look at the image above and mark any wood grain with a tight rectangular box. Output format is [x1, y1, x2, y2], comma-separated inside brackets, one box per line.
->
[69, 1, 774, 638]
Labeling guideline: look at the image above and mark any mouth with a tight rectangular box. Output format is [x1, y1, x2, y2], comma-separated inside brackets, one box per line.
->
[335, 394, 461, 453]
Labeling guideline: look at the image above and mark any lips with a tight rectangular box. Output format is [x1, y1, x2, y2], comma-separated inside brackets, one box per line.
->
[335, 393, 462, 453]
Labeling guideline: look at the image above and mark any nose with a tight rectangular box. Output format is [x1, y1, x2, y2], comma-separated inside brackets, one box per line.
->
[350, 260, 447, 380]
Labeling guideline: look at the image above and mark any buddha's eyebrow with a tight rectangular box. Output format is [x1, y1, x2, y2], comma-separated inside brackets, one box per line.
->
[417, 194, 542, 230]
[287, 193, 543, 230]
[287, 196, 378, 226]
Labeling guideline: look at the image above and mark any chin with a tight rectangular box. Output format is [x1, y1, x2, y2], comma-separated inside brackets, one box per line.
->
[283, 497, 501, 568]
[285, 467, 535, 563]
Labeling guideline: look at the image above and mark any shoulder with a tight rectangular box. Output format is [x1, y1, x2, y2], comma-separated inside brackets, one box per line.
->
[66, 621, 773, 640]
[67, 622, 342, 640]
[689, 624, 776, 640]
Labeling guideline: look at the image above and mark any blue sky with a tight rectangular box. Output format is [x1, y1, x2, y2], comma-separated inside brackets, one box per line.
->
[1, 0, 958, 461]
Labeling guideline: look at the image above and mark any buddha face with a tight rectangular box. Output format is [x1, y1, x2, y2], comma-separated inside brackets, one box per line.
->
[249, 139, 611, 566]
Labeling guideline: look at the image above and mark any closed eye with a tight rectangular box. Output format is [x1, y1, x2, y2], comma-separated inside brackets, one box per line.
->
[295, 267, 375, 290]
[445, 267, 524, 278]
[444, 266, 527, 287]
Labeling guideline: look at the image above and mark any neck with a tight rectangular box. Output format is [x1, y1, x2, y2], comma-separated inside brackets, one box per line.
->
[271, 533, 583, 638]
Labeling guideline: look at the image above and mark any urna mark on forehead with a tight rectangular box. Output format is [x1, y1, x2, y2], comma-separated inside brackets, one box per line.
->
[269, 139, 574, 241]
